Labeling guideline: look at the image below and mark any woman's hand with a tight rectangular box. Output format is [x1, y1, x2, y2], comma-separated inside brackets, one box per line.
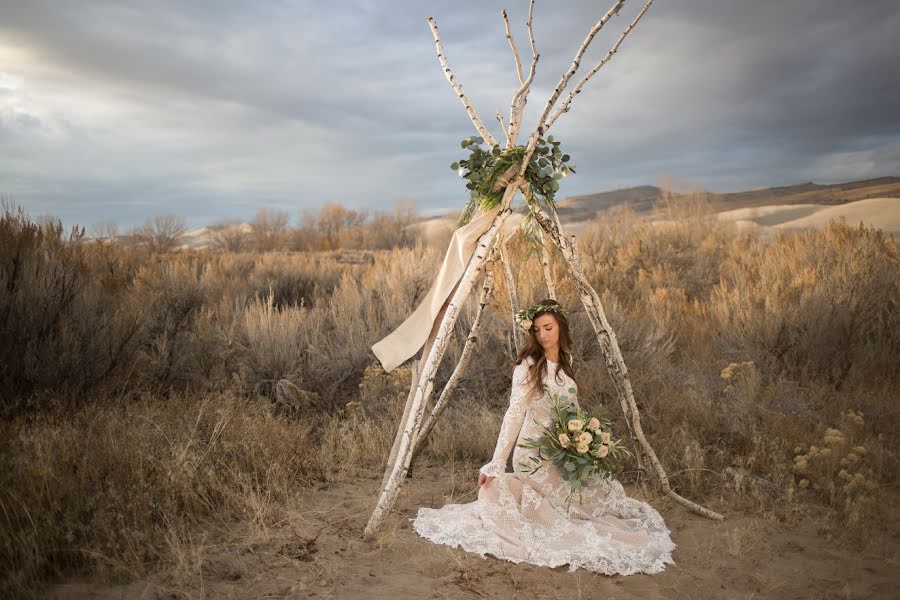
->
[478, 473, 495, 488]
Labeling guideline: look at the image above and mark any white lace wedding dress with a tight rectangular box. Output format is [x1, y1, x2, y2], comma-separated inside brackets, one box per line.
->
[411, 356, 676, 575]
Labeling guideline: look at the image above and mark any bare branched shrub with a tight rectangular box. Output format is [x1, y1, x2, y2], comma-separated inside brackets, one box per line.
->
[294, 200, 422, 251]
[132, 213, 187, 254]
[209, 219, 248, 252]
[251, 208, 290, 252]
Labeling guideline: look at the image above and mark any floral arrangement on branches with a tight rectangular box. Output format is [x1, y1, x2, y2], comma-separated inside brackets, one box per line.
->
[451, 135, 575, 228]
[517, 386, 632, 505]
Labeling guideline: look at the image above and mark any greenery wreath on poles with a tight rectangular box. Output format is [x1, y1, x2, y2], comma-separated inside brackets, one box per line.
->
[452, 135, 576, 229]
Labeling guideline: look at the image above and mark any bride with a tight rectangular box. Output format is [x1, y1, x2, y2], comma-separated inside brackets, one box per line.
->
[411, 299, 676, 575]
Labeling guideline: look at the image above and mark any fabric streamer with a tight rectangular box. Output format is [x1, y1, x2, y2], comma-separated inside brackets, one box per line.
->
[371, 204, 503, 373]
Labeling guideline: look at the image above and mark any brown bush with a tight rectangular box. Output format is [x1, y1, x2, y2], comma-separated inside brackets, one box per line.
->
[1, 201, 897, 595]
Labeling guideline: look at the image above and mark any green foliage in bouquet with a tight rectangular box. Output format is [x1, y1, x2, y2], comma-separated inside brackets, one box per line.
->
[517, 385, 632, 505]
[451, 135, 575, 228]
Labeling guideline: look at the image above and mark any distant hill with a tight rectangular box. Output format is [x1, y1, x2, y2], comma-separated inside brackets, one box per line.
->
[423, 176, 900, 225]
[553, 185, 663, 220]
[715, 176, 900, 209]
[413, 176, 899, 244]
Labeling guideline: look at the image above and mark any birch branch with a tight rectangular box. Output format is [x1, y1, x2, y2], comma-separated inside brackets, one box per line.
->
[508, 0, 539, 145]
[499, 239, 523, 353]
[496, 109, 511, 146]
[538, 227, 557, 299]
[364, 181, 522, 538]
[427, 17, 499, 148]
[409, 255, 498, 463]
[536, 0, 625, 133]
[502, 9, 525, 85]
[545, 0, 653, 130]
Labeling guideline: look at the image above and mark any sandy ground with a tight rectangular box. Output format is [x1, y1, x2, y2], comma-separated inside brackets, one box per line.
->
[48, 462, 899, 600]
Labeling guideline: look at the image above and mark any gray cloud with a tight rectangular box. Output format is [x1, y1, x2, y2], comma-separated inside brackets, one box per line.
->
[0, 0, 898, 229]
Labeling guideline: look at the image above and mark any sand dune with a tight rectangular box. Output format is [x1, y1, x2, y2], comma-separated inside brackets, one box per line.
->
[716, 204, 824, 227]
[773, 197, 899, 235]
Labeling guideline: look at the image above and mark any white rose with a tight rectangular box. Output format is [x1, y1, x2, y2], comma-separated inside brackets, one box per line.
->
[567, 419, 584, 432]
[594, 444, 609, 458]
[587, 417, 601, 431]
[558, 433, 571, 448]
[578, 432, 593, 445]
[600, 431, 611, 444]
[576, 442, 589, 454]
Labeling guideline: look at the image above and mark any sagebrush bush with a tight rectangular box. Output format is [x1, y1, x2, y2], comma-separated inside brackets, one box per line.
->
[1, 200, 897, 595]
[0, 391, 319, 598]
[791, 410, 878, 527]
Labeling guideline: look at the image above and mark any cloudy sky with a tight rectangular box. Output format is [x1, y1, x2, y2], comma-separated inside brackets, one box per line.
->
[2, 0, 899, 230]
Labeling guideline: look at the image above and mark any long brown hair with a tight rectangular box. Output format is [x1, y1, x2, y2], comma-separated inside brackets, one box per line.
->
[512, 298, 579, 400]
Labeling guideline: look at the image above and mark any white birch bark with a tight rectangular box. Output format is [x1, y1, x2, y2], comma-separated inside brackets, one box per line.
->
[536, 0, 625, 133]
[544, 0, 654, 130]
[364, 182, 522, 538]
[409, 254, 498, 464]
[427, 17, 499, 148]
[538, 227, 557, 300]
[499, 239, 523, 354]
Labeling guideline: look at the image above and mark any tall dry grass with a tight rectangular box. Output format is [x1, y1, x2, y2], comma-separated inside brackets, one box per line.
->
[0, 199, 897, 596]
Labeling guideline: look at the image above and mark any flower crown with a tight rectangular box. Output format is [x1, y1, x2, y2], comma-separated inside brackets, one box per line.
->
[515, 302, 569, 332]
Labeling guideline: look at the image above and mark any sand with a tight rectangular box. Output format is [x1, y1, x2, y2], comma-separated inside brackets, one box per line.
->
[47, 462, 900, 600]
[716, 198, 900, 237]
[773, 197, 899, 235]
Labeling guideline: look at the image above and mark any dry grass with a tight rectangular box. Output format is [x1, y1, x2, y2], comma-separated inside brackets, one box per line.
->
[1, 200, 897, 597]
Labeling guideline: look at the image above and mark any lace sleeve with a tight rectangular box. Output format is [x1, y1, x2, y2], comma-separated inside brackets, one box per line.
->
[479, 361, 531, 477]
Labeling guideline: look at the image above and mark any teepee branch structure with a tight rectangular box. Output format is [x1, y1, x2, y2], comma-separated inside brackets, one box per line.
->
[544, 0, 654, 130]
[538, 228, 557, 300]
[427, 17, 499, 148]
[409, 249, 500, 465]
[365, 1, 721, 538]
[498, 238, 524, 353]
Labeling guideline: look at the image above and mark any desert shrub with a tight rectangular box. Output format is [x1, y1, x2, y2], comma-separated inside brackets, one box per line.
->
[424, 402, 501, 464]
[791, 410, 879, 527]
[710, 220, 899, 387]
[131, 259, 209, 389]
[0, 391, 318, 597]
[0, 207, 143, 409]
[243, 254, 342, 309]
[232, 292, 310, 399]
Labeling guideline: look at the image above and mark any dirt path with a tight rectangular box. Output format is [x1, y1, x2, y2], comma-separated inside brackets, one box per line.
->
[49, 463, 899, 599]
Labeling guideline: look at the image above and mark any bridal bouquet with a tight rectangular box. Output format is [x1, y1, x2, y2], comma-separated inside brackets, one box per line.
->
[517, 385, 632, 504]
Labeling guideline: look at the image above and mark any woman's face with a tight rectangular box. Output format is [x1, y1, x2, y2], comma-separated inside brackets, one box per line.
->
[532, 314, 560, 352]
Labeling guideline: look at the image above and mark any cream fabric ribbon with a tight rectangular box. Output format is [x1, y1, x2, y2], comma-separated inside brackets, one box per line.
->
[372, 203, 504, 372]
